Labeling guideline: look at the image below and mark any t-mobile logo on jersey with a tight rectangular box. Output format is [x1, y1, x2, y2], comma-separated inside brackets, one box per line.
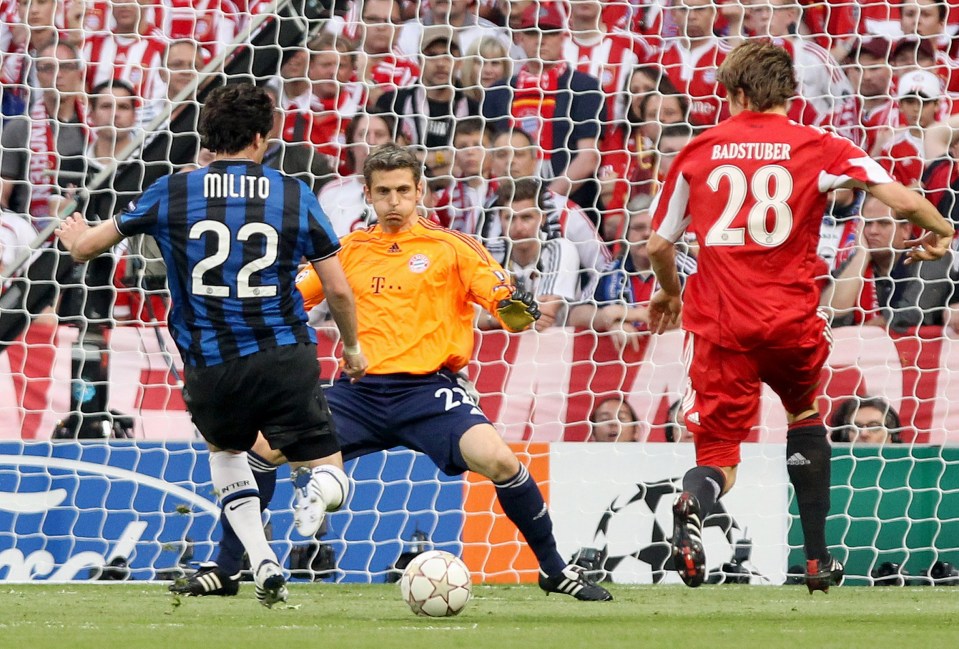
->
[371, 277, 386, 294]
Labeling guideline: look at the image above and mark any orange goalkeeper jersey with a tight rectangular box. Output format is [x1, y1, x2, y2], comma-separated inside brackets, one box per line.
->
[296, 217, 515, 375]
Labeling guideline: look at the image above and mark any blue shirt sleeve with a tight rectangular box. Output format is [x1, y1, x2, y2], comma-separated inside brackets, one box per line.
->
[114, 177, 168, 237]
[301, 180, 341, 262]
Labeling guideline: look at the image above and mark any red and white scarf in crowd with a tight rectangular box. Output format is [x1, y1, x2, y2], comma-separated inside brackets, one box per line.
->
[307, 84, 366, 174]
[510, 62, 567, 161]
[431, 180, 481, 234]
[27, 97, 86, 220]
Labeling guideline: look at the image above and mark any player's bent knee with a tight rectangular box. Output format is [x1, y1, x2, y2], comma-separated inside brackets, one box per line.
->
[480, 447, 521, 484]
[459, 424, 520, 482]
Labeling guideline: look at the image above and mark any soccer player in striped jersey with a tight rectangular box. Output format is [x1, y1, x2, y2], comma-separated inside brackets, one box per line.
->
[185, 143, 613, 602]
[647, 41, 954, 593]
[56, 83, 367, 607]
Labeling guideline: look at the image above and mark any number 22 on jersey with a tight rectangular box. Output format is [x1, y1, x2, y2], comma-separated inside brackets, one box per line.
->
[704, 164, 794, 248]
[189, 221, 279, 298]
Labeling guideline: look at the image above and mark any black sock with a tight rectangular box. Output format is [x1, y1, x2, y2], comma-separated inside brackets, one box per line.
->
[682, 466, 726, 518]
[215, 452, 277, 575]
[494, 465, 566, 576]
[786, 417, 831, 563]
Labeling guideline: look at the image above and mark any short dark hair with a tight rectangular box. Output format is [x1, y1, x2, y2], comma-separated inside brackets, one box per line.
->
[659, 123, 697, 140]
[627, 65, 679, 125]
[89, 78, 138, 110]
[453, 117, 487, 142]
[493, 127, 534, 148]
[717, 41, 796, 112]
[829, 396, 903, 443]
[933, 0, 948, 22]
[496, 176, 545, 209]
[198, 83, 274, 154]
[363, 142, 422, 187]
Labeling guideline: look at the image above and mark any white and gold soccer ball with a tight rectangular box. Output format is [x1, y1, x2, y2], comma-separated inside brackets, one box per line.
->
[399, 550, 472, 617]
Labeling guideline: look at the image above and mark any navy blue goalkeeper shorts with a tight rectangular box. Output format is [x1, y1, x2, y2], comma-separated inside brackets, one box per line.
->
[324, 369, 490, 475]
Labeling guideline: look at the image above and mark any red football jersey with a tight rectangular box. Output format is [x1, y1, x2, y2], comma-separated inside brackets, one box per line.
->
[650, 111, 893, 351]
[566, 30, 653, 122]
[658, 38, 731, 126]
[877, 129, 925, 187]
[83, 32, 167, 102]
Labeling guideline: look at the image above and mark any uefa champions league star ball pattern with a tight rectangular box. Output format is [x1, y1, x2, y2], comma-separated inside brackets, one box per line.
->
[399, 550, 472, 617]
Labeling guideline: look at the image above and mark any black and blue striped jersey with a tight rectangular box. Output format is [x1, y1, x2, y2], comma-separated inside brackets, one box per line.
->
[116, 160, 339, 367]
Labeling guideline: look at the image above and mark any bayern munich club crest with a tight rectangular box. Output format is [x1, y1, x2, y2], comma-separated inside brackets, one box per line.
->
[408, 254, 430, 273]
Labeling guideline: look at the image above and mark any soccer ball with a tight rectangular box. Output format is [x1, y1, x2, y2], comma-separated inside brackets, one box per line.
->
[399, 550, 472, 617]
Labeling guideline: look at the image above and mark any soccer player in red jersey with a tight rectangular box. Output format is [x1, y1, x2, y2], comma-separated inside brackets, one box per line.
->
[646, 41, 955, 593]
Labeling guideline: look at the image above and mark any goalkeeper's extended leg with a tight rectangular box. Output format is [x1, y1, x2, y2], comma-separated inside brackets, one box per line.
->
[786, 414, 843, 593]
[461, 424, 612, 601]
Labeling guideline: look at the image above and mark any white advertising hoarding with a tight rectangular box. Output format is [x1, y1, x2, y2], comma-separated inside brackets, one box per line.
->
[549, 443, 791, 584]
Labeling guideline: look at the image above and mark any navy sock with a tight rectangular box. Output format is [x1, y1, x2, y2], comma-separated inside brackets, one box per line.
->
[682, 465, 727, 519]
[494, 465, 566, 577]
[786, 416, 831, 563]
[215, 452, 277, 575]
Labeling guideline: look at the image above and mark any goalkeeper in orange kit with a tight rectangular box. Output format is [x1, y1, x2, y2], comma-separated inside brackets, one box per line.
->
[173, 143, 612, 601]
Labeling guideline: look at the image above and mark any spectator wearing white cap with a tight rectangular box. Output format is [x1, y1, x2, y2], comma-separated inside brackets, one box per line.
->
[876, 68, 944, 188]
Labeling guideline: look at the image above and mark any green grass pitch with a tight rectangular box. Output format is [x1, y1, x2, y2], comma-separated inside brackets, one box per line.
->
[2, 583, 956, 649]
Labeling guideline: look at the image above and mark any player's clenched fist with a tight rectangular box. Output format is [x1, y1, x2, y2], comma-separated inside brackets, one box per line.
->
[496, 291, 541, 332]
[341, 347, 368, 383]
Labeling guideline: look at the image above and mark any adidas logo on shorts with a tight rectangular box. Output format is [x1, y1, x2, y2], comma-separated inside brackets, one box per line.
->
[786, 452, 811, 466]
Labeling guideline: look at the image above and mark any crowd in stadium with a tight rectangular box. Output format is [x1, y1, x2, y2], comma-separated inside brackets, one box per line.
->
[1, 0, 958, 441]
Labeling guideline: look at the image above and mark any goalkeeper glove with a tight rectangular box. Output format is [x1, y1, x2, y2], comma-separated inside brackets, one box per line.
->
[496, 291, 541, 332]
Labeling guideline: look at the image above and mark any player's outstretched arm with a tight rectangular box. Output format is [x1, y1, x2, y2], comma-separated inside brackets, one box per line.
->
[868, 181, 955, 264]
[647, 233, 683, 334]
[55, 213, 124, 262]
[310, 256, 367, 381]
[495, 290, 541, 332]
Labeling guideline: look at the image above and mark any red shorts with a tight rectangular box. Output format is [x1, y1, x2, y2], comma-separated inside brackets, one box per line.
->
[681, 323, 830, 468]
